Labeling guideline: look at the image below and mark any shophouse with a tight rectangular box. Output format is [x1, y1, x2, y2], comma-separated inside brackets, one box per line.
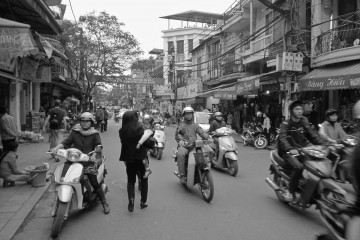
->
[160, 10, 222, 114]
[299, 0, 360, 123]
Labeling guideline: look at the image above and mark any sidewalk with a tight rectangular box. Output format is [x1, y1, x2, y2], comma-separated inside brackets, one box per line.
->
[0, 133, 59, 240]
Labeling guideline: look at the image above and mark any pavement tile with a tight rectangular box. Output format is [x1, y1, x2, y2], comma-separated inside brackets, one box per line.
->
[0, 201, 23, 213]
[0, 217, 24, 240]
[22, 217, 53, 231]
[12, 229, 52, 240]
[0, 213, 14, 231]
[9, 188, 36, 202]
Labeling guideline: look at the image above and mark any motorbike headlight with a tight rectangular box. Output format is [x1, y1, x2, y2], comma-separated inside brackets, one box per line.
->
[67, 149, 81, 162]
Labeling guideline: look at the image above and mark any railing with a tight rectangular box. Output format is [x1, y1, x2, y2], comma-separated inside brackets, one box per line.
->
[316, 23, 360, 55]
[223, 0, 247, 20]
[251, 34, 272, 53]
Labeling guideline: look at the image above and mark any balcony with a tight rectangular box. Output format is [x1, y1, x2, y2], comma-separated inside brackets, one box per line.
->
[222, 1, 250, 33]
[243, 34, 272, 64]
[312, 23, 360, 67]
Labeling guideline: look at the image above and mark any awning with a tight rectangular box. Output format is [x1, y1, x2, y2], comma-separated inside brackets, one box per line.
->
[198, 82, 237, 98]
[0, 18, 39, 71]
[299, 62, 360, 91]
[0, 0, 62, 35]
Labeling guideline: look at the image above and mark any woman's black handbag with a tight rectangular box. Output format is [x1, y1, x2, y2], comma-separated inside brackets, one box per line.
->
[143, 136, 157, 149]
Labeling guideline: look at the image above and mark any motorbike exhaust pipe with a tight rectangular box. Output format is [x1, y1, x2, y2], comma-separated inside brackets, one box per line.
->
[265, 177, 280, 191]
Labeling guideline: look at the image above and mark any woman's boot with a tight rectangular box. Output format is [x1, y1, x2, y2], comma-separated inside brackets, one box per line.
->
[96, 189, 110, 214]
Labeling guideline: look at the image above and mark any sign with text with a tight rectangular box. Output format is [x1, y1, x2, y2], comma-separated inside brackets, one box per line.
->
[214, 92, 236, 100]
[177, 83, 198, 99]
[236, 78, 260, 95]
[299, 74, 360, 91]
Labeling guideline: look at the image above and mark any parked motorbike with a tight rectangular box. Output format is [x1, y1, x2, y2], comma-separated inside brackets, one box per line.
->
[149, 123, 166, 160]
[173, 139, 215, 202]
[241, 123, 268, 149]
[269, 128, 280, 144]
[49, 146, 108, 238]
[209, 127, 239, 176]
[265, 145, 348, 209]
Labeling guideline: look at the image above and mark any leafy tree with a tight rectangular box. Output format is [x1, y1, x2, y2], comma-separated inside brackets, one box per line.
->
[59, 11, 142, 105]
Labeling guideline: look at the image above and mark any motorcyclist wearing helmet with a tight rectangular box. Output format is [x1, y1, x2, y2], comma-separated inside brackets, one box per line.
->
[319, 109, 347, 144]
[175, 107, 209, 184]
[209, 112, 227, 157]
[278, 100, 324, 202]
[52, 112, 110, 214]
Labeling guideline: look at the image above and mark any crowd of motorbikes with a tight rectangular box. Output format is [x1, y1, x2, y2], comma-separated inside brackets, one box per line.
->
[47, 110, 360, 239]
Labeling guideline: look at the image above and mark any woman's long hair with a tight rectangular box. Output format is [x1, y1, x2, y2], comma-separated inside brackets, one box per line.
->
[119, 111, 140, 138]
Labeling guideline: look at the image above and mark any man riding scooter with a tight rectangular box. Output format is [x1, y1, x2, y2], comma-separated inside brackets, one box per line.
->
[175, 107, 209, 184]
[278, 100, 325, 202]
[209, 112, 227, 158]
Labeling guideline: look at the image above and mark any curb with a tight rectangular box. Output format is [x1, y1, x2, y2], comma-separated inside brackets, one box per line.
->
[0, 181, 52, 240]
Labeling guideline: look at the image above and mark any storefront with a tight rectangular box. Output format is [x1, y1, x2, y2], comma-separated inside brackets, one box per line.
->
[299, 61, 360, 122]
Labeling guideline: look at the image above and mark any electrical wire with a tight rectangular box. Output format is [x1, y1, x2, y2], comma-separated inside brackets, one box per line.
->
[68, 0, 77, 22]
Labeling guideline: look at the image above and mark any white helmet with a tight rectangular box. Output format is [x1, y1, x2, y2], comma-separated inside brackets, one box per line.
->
[182, 106, 194, 116]
[214, 112, 223, 117]
[353, 100, 360, 119]
[80, 112, 95, 123]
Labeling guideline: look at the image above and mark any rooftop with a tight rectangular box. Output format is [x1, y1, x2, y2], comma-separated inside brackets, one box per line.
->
[160, 10, 222, 24]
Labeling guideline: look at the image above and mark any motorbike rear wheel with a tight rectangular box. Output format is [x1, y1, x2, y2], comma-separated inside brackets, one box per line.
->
[254, 136, 268, 149]
[51, 201, 68, 238]
[199, 171, 214, 203]
[157, 149, 163, 160]
[227, 160, 238, 176]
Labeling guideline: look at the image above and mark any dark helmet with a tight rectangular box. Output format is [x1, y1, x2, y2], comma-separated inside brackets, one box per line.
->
[289, 100, 303, 112]
[325, 109, 338, 117]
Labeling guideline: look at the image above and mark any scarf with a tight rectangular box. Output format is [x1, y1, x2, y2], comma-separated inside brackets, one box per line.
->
[72, 124, 99, 136]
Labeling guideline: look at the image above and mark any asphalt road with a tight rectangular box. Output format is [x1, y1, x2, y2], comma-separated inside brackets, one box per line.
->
[13, 120, 327, 240]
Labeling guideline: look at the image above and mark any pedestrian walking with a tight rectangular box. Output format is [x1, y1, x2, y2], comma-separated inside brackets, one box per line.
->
[119, 111, 149, 212]
[0, 107, 19, 151]
[95, 106, 104, 132]
[103, 107, 109, 131]
[43, 99, 66, 161]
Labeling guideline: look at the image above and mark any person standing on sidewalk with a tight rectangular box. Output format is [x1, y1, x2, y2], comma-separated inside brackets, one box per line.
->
[103, 107, 109, 132]
[43, 100, 66, 161]
[262, 113, 271, 144]
[0, 107, 19, 151]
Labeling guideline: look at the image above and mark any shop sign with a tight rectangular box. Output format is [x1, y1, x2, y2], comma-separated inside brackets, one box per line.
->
[177, 83, 198, 99]
[300, 75, 360, 91]
[236, 78, 260, 95]
[214, 92, 236, 100]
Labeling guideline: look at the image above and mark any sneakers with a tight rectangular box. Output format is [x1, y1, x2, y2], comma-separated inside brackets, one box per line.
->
[140, 202, 148, 209]
[180, 176, 186, 184]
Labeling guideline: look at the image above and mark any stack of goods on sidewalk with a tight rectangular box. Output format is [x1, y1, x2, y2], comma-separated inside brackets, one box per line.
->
[18, 131, 44, 143]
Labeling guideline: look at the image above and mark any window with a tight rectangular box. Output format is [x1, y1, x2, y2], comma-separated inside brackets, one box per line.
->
[168, 41, 174, 54]
[188, 39, 193, 53]
[265, 12, 273, 35]
[176, 40, 184, 54]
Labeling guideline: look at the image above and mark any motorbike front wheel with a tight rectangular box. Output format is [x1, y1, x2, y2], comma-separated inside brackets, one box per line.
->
[254, 136, 268, 149]
[227, 160, 238, 176]
[199, 171, 214, 203]
[157, 148, 163, 160]
[51, 201, 68, 238]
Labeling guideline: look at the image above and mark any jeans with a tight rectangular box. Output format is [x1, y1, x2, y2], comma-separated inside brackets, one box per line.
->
[126, 161, 148, 203]
[103, 119, 108, 131]
[284, 153, 307, 195]
[2, 139, 16, 151]
[177, 146, 193, 176]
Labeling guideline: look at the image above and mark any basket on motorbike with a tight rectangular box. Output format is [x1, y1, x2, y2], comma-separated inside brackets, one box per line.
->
[194, 152, 213, 165]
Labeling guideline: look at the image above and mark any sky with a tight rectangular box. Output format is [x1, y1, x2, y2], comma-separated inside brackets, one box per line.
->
[63, 0, 237, 58]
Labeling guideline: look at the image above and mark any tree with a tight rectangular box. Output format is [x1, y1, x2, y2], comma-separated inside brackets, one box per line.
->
[59, 11, 142, 107]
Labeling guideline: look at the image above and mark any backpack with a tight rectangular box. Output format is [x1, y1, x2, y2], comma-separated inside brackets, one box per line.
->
[49, 108, 63, 130]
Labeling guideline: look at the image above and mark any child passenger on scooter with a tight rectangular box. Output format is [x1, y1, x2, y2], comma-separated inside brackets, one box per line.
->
[136, 115, 154, 178]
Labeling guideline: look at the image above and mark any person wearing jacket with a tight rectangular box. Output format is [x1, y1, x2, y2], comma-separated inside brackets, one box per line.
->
[262, 113, 271, 143]
[209, 112, 227, 157]
[175, 107, 209, 184]
[319, 109, 347, 143]
[52, 112, 110, 214]
[119, 111, 149, 212]
[278, 100, 324, 202]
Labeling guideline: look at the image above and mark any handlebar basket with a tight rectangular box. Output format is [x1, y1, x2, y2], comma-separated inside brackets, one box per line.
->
[193, 152, 213, 165]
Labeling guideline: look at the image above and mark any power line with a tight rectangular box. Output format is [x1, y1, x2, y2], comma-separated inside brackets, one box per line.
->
[68, 0, 77, 22]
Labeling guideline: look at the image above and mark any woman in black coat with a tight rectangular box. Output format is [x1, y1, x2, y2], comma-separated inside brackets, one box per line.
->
[119, 111, 149, 212]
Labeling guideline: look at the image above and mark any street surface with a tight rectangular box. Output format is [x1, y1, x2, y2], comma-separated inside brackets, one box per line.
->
[13, 121, 327, 240]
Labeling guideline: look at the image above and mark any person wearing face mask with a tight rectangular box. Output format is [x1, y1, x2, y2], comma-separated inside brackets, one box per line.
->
[278, 100, 324, 202]
[175, 107, 209, 184]
[52, 112, 110, 214]
[319, 109, 347, 144]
